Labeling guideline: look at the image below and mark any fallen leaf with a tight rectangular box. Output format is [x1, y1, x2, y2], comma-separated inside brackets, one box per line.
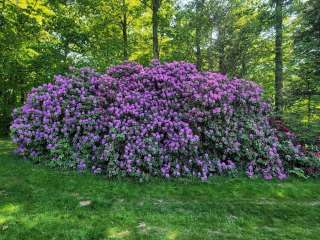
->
[79, 200, 92, 207]
[2, 225, 8, 231]
[137, 222, 146, 228]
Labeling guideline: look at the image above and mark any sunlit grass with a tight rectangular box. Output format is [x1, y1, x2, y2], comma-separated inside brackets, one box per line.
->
[0, 138, 320, 239]
[106, 227, 130, 239]
[0, 204, 20, 214]
[166, 229, 179, 240]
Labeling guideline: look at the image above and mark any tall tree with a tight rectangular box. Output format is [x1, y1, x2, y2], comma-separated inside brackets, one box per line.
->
[194, 0, 205, 70]
[140, 0, 161, 59]
[109, 0, 143, 61]
[289, 0, 320, 132]
[206, 0, 232, 74]
[152, 0, 160, 59]
[274, 0, 284, 113]
[120, 0, 129, 60]
[0, 0, 45, 135]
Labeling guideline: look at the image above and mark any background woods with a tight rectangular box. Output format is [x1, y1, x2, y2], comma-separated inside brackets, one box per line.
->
[0, 0, 319, 142]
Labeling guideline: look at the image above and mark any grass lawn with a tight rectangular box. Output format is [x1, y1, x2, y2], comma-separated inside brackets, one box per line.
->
[0, 138, 320, 240]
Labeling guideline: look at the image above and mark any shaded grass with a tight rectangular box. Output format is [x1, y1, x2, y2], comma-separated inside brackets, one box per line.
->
[0, 138, 320, 239]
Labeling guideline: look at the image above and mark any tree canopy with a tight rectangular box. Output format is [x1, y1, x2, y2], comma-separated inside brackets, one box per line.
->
[0, 0, 319, 141]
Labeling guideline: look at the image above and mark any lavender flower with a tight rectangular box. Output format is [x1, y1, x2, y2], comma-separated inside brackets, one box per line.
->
[10, 61, 298, 180]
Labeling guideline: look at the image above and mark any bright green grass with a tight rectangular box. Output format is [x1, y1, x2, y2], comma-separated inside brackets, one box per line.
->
[0, 139, 320, 240]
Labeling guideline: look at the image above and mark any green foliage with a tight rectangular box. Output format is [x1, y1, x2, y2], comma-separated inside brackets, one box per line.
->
[0, 1, 43, 136]
[287, 0, 320, 142]
[47, 139, 77, 169]
[103, 129, 126, 178]
[0, 0, 319, 142]
[289, 167, 309, 179]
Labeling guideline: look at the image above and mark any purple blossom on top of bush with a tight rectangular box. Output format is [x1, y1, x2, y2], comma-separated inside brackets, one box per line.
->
[11, 61, 304, 180]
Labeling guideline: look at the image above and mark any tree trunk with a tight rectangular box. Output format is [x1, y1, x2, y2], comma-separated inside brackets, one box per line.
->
[122, 21, 128, 60]
[307, 95, 311, 126]
[195, 0, 204, 70]
[152, 0, 160, 59]
[63, 42, 68, 64]
[195, 26, 201, 70]
[307, 81, 311, 126]
[62, 40, 69, 71]
[274, 0, 284, 113]
[240, 56, 247, 78]
[207, 45, 213, 70]
[122, 3, 128, 61]
[218, 28, 226, 74]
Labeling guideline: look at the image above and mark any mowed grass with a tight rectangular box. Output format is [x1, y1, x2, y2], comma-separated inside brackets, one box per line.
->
[0, 139, 320, 240]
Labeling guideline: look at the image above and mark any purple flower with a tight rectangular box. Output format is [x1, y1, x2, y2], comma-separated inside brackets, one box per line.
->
[77, 161, 86, 171]
[10, 60, 297, 181]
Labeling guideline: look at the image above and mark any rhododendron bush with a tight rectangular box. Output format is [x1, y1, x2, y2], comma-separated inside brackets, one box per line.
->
[11, 61, 304, 180]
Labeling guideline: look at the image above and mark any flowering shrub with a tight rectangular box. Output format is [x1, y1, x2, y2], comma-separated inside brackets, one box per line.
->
[270, 117, 320, 177]
[11, 61, 305, 180]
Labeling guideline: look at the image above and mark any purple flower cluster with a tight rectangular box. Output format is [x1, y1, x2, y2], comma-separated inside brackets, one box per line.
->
[11, 61, 300, 180]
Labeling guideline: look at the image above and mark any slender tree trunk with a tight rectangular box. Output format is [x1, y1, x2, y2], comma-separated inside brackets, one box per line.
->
[63, 41, 69, 71]
[307, 94, 311, 126]
[218, 47, 225, 73]
[218, 28, 226, 74]
[240, 56, 247, 78]
[195, 0, 204, 70]
[64, 46, 68, 64]
[207, 45, 213, 70]
[274, 0, 284, 113]
[195, 27, 201, 70]
[21, 89, 25, 104]
[122, 7, 128, 60]
[122, 21, 128, 60]
[307, 81, 311, 126]
[152, 0, 160, 59]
